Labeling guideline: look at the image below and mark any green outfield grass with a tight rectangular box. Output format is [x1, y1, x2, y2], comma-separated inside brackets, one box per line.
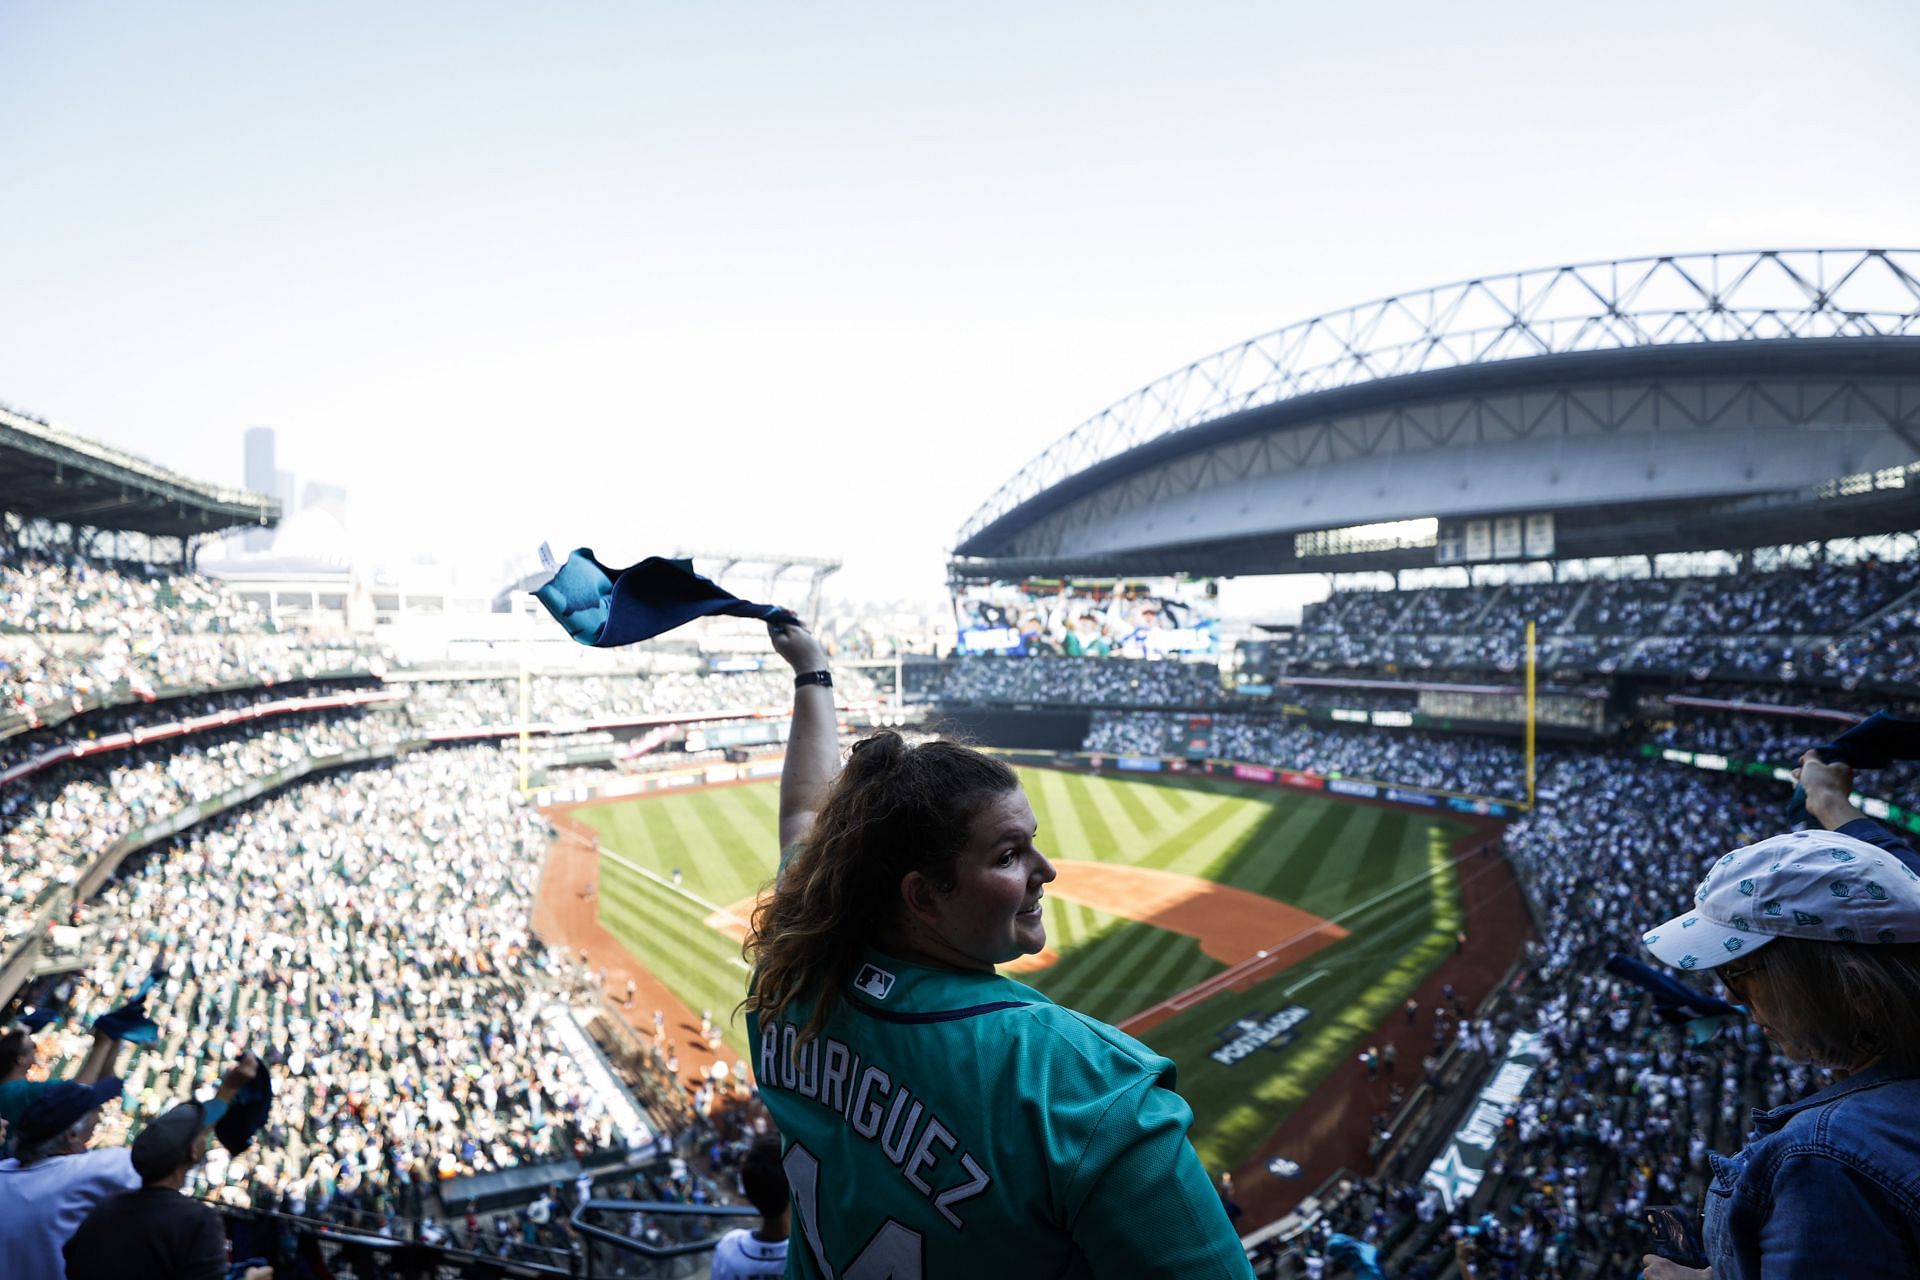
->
[571, 768, 1471, 1171]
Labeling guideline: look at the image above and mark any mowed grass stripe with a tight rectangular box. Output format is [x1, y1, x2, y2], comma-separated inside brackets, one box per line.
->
[1156, 796, 1270, 881]
[1038, 897, 1120, 953]
[670, 791, 765, 905]
[1120, 788, 1244, 875]
[1062, 774, 1119, 865]
[1347, 809, 1414, 898]
[635, 795, 698, 888]
[1297, 807, 1416, 911]
[1153, 780, 1195, 814]
[1031, 927, 1177, 1020]
[687, 789, 778, 898]
[1124, 930, 1222, 1008]
[1073, 922, 1178, 1006]
[1127, 777, 1191, 828]
[597, 867, 749, 1047]
[1272, 803, 1381, 915]
[1026, 768, 1090, 861]
[1104, 776, 1159, 840]
[1209, 798, 1338, 897]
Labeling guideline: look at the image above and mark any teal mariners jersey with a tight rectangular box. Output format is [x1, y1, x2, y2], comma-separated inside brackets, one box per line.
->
[746, 947, 1254, 1279]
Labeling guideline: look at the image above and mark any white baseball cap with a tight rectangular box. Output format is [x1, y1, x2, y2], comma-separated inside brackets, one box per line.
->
[1641, 830, 1920, 972]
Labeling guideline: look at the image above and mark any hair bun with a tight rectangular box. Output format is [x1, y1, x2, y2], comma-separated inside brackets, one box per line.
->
[848, 730, 907, 774]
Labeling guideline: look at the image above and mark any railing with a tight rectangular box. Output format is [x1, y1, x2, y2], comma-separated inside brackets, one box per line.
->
[572, 1200, 759, 1278]
[212, 1201, 579, 1278]
[958, 248, 1920, 543]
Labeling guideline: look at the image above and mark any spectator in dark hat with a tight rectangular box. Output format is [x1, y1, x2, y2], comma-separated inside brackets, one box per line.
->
[709, 1134, 788, 1279]
[65, 1076, 272, 1280]
[0, 1050, 255, 1279]
[0, 1017, 130, 1133]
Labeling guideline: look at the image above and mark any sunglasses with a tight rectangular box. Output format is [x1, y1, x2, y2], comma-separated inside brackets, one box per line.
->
[1718, 958, 1765, 998]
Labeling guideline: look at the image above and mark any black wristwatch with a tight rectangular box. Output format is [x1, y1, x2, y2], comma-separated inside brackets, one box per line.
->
[794, 670, 833, 689]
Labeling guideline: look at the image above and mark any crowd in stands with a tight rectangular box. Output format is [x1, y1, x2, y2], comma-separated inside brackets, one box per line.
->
[1651, 705, 1920, 792]
[1084, 712, 1529, 801]
[0, 679, 378, 776]
[396, 668, 885, 731]
[1282, 558, 1920, 687]
[23, 747, 629, 1226]
[938, 655, 1226, 706]
[1, 711, 388, 955]
[1, 550, 377, 733]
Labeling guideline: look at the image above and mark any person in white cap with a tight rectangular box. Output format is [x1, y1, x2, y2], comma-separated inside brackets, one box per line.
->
[1638, 757, 1920, 1280]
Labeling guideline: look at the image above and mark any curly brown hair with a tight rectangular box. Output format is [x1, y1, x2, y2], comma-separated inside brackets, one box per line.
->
[741, 731, 1017, 1045]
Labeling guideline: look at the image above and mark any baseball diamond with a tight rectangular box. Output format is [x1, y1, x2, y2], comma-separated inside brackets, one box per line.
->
[552, 766, 1506, 1175]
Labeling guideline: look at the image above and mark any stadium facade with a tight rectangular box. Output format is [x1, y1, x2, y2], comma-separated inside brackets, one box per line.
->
[953, 249, 1920, 580]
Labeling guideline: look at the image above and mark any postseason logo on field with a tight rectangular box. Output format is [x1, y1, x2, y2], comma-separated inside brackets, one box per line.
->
[1209, 1005, 1313, 1066]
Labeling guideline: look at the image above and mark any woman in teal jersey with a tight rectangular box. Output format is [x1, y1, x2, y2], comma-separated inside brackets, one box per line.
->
[742, 620, 1253, 1279]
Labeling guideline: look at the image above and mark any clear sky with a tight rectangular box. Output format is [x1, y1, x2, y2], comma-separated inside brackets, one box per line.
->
[1, 1, 1914, 605]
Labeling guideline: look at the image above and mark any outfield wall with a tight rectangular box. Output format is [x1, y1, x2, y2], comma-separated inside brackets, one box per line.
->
[988, 747, 1519, 820]
[927, 705, 1093, 749]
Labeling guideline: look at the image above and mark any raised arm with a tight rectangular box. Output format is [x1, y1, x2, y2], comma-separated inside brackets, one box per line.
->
[73, 1028, 124, 1085]
[768, 620, 838, 855]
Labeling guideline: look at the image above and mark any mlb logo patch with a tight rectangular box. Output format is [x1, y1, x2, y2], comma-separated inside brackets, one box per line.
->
[852, 964, 896, 1000]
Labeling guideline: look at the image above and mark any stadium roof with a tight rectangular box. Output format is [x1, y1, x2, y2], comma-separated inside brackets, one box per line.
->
[0, 403, 279, 540]
[953, 249, 1920, 578]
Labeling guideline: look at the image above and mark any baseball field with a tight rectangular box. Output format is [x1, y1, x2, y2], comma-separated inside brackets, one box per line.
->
[565, 767, 1473, 1172]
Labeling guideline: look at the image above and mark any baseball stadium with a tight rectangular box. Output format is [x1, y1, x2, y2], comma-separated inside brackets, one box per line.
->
[8, 246, 1920, 1280]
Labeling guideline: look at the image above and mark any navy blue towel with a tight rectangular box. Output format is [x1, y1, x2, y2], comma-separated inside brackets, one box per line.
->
[1607, 952, 1743, 1042]
[1787, 710, 1920, 823]
[215, 1053, 273, 1154]
[531, 549, 799, 647]
[1604, 953, 1740, 1023]
[92, 967, 162, 1044]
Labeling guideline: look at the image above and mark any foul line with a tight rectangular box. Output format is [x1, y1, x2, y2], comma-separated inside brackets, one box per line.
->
[594, 844, 755, 971]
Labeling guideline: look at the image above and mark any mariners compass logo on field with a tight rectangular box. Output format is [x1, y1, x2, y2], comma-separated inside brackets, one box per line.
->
[852, 964, 897, 1000]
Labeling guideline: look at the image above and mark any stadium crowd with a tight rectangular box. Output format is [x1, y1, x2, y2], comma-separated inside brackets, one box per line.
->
[1083, 711, 1530, 801]
[1280, 558, 1920, 688]
[0, 680, 380, 776]
[1, 712, 388, 955]
[395, 668, 883, 731]
[1, 550, 377, 734]
[938, 654, 1226, 706]
[18, 748, 632, 1226]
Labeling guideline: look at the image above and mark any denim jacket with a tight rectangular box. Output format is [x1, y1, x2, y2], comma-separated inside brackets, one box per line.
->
[1703, 1063, 1920, 1279]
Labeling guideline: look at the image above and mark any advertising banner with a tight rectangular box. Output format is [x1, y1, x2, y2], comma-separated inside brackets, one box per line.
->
[1233, 764, 1275, 782]
[1327, 778, 1379, 799]
[1424, 1030, 1546, 1209]
[1116, 756, 1163, 773]
[1280, 770, 1325, 790]
[1386, 788, 1439, 808]
[1446, 796, 1508, 817]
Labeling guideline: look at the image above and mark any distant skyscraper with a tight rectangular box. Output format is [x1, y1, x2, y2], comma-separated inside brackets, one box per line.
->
[243, 427, 278, 551]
